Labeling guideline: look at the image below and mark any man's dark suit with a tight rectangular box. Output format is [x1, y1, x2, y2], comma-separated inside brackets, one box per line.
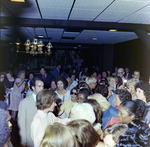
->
[52, 68, 60, 78]
[41, 73, 55, 88]
[125, 73, 132, 79]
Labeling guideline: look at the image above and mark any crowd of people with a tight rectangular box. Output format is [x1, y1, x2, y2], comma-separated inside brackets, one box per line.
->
[0, 64, 150, 147]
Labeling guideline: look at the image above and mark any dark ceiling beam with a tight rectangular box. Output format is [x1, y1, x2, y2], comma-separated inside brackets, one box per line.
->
[1, 17, 150, 32]
[134, 30, 150, 49]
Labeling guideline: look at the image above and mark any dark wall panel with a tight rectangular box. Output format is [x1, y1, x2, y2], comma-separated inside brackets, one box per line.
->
[114, 39, 150, 80]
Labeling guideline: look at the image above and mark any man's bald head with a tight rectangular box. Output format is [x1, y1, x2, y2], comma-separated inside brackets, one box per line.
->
[117, 68, 125, 78]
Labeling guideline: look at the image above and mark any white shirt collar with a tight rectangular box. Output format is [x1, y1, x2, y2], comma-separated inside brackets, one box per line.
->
[32, 93, 36, 102]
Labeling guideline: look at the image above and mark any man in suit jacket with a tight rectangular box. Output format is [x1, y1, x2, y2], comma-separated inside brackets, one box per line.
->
[18, 77, 44, 147]
[40, 67, 55, 88]
[125, 68, 132, 79]
[52, 64, 61, 78]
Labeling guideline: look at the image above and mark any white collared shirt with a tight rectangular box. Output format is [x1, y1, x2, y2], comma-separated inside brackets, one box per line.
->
[32, 93, 36, 102]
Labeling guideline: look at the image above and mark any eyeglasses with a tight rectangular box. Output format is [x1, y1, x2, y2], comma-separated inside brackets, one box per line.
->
[71, 91, 78, 95]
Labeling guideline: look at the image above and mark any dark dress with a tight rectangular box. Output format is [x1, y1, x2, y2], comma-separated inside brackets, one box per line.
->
[3, 78, 14, 89]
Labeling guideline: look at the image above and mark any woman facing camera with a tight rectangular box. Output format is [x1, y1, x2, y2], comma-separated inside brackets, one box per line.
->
[31, 89, 72, 147]
[67, 73, 78, 90]
[126, 78, 139, 100]
[107, 76, 118, 99]
[55, 76, 71, 118]
[40, 123, 79, 147]
[58, 87, 78, 118]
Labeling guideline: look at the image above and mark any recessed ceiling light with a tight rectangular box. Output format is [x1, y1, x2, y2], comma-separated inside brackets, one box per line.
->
[38, 35, 44, 38]
[74, 47, 77, 49]
[9, 43, 13, 44]
[109, 29, 117, 32]
[10, 0, 25, 2]
[78, 45, 81, 47]
[92, 38, 98, 40]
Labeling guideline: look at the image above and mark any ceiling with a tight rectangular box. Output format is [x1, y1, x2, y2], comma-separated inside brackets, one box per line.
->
[1, 0, 150, 49]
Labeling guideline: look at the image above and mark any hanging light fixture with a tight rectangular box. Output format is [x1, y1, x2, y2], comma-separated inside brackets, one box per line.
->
[46, 42, 53, 55]
[24, 27, 53, 55]
[16, 38, 21, 53]
[37, 40, 44, 54]
[24, 39, 30, 53]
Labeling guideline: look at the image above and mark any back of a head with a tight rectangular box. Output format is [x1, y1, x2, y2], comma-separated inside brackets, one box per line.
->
[85, 77, 97, 85]
[76, 82, 90, 91]
[103, 123, 128, 144]
[88, 93, 110, 112]
[114, 89, 132, 102]
[78, 88, 91, 99]
[99, 78, 108, 86]
[40, 123, 79, 147]
[67, 119, 99, 147]
[36, 89, 57, 110]
[95, 84, 108, 97]
[127, 78, 139, 86]
[84, 99, 102, 123]
[0, 108, 9, 147]
[71, 103, 96, 124]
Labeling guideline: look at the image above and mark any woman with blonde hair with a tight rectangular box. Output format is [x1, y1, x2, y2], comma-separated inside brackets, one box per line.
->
[8, 70, 26, 121]
[88, 93, 119, 129]
[85, 77, 97, 94]
[40, 123, 79, 147]
[71, 103, 96, 124]
[98, 123, 128, 147]
[126, 78, 139, 100]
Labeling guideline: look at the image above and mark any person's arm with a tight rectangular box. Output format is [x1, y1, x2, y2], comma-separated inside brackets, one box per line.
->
[58, 103, 65, 116]
[18, 101, 28, 146]
[49, 112, 71, 125]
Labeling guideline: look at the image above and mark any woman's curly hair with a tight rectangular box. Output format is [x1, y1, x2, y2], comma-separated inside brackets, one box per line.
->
[56, 76, 68, 89]
[135, 81, 150, 102]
